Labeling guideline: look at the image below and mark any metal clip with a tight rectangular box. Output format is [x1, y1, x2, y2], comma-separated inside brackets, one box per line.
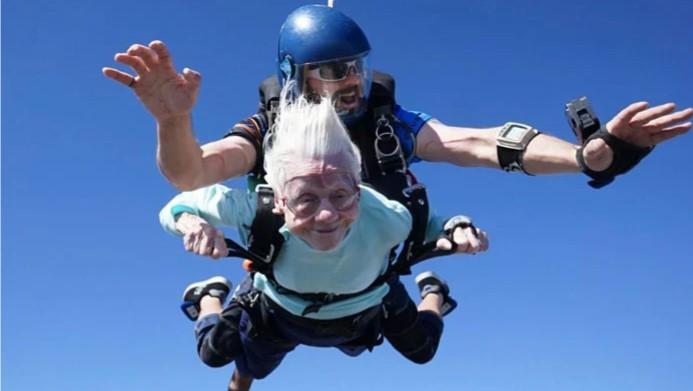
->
[402, 183, 426, 198]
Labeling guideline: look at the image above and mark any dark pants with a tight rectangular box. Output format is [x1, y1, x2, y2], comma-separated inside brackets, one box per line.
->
[195, 274, 444, 379]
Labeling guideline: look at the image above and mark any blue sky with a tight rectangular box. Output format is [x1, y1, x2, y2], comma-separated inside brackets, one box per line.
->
[3, 0, 692, 390]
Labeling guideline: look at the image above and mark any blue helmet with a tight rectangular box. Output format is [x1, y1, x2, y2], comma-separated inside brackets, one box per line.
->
[277, 5, 372, 122]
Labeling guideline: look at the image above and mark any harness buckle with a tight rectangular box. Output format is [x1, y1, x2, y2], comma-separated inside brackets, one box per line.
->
[401, 183, 426, 198]
[254, 183, 274, 197]
[238, 289, 261, 311]
[373, 114, 407, 174]
[374, 124, 401, 158]
[246, 290, 260, 307]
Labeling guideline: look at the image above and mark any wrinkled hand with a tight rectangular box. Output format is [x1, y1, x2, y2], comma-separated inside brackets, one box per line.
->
[436, 225, 489, 255]
[583, 102, 692, 171]
[176, 213, 228, 259]
[102, 40, 201, 121]
[183, 223, 228, 259]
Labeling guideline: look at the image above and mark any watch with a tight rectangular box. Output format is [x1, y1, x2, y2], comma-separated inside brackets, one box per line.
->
[496, 122, 540, 173]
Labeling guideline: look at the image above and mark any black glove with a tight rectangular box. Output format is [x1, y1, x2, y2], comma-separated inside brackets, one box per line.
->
[576, 128, 654, 189]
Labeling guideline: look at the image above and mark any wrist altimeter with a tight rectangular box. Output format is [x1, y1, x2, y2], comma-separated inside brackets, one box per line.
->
[565, 97, 601, 144]
[496, 122, 540, 173]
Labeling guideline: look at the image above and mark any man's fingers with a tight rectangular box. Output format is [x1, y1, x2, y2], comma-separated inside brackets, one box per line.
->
[127, 44, 160, 69]
[610, 101, 649, 129]
[630, 102, 676, 126]
[149, 40, 175, 71]
[114, 52, 149, 76]
[102, 67, 136, 87]
[182, 68, 202, 88]
[643, 107, 693, 131]
[650, 123, 691, 144]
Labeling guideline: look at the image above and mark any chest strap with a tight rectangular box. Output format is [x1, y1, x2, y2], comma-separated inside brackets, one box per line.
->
[244, 185, 285, 278]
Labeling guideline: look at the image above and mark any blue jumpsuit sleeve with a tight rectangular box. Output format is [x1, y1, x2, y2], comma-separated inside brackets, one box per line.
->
[393, 105, 433, 164]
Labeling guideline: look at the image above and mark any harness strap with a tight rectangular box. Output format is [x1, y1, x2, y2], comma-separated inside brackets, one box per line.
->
[245, 185, 285, 276]
[271, 279, 389, 316]
[224, 238, 266, 265]
[392, 183, 429, 275]
[259, 75, 281, 130]
[360, 102, 431, 278]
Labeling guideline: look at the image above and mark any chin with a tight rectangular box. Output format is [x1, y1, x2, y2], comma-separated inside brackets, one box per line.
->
[308, 230, 346, 251]
[312, 242, 339, 251]
[310, 237, 340, 251]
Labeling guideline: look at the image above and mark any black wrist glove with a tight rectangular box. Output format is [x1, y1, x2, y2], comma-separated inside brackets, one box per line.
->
[576, 128, 654, 189]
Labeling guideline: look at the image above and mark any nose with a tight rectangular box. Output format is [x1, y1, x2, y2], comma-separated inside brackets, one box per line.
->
[313, 199, 339, 222]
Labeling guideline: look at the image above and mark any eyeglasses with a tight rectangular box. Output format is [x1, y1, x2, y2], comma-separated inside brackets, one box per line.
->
[282, 187, 360, 219]
[306, 58, 365, 81]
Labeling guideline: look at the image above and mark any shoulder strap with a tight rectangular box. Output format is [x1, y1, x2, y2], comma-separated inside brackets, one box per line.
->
[245, 185, 285, 277]
[370, 71, 395, 107]
[259, 75, 281, 130]
[344, 71, 432, 276]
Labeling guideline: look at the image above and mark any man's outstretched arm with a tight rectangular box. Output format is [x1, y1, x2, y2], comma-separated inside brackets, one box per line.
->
[157, 130, 256, 191]
[416, 101, 692, 178]
[103, 40, 256, 190]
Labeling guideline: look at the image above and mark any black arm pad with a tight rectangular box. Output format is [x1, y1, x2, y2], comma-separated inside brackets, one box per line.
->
[576, 128, 654, 189]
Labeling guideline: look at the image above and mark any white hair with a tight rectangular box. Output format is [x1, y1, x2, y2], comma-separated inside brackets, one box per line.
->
[263, 83, 362, 192]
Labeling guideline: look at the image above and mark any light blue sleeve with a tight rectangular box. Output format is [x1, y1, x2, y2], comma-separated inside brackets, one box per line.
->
[159, 184, 257, 236]
[359, 186, 413, 247]
[360, 185, 450, 245]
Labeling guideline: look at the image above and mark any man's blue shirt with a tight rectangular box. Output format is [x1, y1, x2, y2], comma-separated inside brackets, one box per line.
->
[391, 104, 432, 163]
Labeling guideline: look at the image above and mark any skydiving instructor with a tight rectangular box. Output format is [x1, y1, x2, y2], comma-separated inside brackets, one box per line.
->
[102, 5, 691, 195]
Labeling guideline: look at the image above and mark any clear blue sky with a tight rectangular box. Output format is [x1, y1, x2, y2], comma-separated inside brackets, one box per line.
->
[3, 0, 692, 390]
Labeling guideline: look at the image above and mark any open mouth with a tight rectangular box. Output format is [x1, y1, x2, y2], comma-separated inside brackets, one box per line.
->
[334, 87, 360, 109]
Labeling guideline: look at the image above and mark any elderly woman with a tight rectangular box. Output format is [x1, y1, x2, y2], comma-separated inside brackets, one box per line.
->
[159, 91, 489, 390]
